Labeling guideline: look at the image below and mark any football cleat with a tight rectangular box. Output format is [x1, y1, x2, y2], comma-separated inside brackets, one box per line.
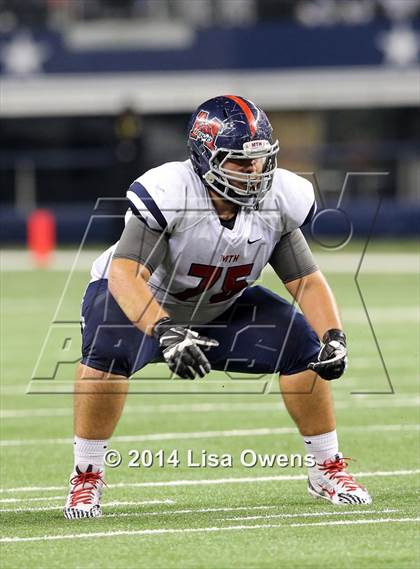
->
[307, 453, 372, 505]
[63, 464, 105, 519]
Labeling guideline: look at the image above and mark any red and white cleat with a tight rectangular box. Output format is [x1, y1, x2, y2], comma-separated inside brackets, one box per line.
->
[308, 453, 372, 505]
[63, 465, 105, 519]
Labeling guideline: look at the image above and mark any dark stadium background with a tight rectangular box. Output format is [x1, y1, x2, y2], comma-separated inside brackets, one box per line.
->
[1, 0, 419, 247]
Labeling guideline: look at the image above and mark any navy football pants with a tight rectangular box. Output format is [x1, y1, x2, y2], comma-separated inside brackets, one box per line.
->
[81, 279, 320, 378]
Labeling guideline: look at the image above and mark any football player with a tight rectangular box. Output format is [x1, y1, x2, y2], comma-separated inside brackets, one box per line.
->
[64, 95, 371, 519]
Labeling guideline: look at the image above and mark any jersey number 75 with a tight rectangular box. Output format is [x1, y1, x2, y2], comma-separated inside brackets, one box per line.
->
[173, 263, 253, 303]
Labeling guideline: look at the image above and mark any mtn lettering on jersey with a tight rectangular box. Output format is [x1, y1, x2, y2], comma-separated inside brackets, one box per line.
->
[220, 254, 240, 263]
[91, 160, 315, 324]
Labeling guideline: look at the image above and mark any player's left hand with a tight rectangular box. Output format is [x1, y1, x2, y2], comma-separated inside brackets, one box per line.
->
[308, 329, 347, 380]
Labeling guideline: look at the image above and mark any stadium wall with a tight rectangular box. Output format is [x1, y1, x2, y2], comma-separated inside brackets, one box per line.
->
[1, 199, 419, 245]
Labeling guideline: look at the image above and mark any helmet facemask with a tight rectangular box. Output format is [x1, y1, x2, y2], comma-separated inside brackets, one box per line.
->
[203, 139, 279, 208]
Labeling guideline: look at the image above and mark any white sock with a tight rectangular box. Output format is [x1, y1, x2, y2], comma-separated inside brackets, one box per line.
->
[74, 436, 108, 472]
[303, 430, 339, 464]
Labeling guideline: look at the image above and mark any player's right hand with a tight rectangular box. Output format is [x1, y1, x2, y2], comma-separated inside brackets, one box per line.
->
[153, 317, 219, 379]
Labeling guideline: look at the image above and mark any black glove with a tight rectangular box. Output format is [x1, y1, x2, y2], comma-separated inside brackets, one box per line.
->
[153, 317, 219, 379]
[308, 329, 347, 380]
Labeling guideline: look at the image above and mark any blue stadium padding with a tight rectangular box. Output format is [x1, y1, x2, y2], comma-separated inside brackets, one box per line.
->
[1, 21, 419, 75]
[0, 199, 419, 244]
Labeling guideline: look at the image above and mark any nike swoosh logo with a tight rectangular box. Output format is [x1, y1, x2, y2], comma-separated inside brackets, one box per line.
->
[247, 237, 262, 244]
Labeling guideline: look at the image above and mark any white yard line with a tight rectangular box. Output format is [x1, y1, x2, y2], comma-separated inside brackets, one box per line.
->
[108, 508, 396, 521]
[0, 468, 418, 494]
[106, 505, 281, 519]
[346, 306, 420, 319]
[1, 517, 418, 543]
[0, 504, 277, 515]
[2, 250, 418, 273]
[0, 496, 64, 504]
[1, 423, 418, 447]
[288, 517, 420, 528]
[0, 499, 175, 513]
[0, 402, 282, 419]
[341, 307, 419, 324]
[0, 426, 298, 446]
[220, 509, 398, 521]
[1, 408, 73, 419]
[2, 396, 419, 419]
[104, 504, 400, 521]
[0, 503, 392, 518]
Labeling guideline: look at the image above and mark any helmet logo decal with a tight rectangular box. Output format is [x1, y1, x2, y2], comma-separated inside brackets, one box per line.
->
[190, 110, 223, 151]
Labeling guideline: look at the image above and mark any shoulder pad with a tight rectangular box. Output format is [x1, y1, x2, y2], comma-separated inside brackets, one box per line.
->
[270, 169, 316, 234]
[126, 162, 190, 232]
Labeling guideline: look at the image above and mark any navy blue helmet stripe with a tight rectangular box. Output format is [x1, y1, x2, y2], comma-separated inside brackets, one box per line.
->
[128, 181, 168, 230]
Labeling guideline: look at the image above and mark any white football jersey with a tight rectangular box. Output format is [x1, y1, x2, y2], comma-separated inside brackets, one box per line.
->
[91, 159, 315, 324]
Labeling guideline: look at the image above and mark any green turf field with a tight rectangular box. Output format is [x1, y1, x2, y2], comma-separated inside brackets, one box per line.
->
[1, 246, 419, 569]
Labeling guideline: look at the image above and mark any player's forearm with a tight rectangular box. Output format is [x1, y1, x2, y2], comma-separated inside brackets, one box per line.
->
[286, 270, 342, 340]
[108, 258, 169, 335]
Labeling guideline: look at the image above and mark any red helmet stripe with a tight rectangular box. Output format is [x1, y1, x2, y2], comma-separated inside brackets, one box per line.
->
[224, 95, 257, 137]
